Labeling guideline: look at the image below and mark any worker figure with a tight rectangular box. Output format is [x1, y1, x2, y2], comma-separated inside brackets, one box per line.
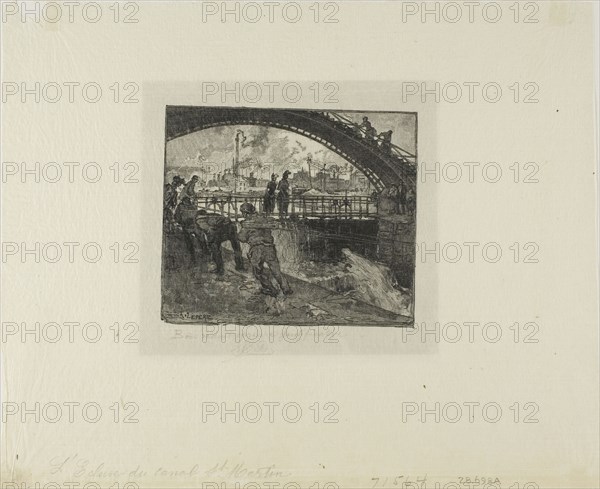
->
[378, 186, 396, 215]
[238, 202, 293, 297]
[174, 196, 207, 266]
[380, 130, 393, 154]
[264, 173, 277, 214]
[389, 184, 400, 214]
[164, 175, 185, 229]
[360, 116, 378, 144]
[195, 210, 245, 275]
[399, 181, 407, 215]
[277, 170, 291, 217]
[406, 188, 416, 217]
[180, 175, 199, 204]
[360, 116, 372, 132]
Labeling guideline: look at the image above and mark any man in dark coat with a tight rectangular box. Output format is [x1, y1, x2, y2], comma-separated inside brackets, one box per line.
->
[276, 170, 291, 217]
[164, 176, 184, 230]
[195, 210, 244, 275]
[380, 130, 393, 154]
[406, 188, 416, 217]
[165, 175, 184, 210]
[360, 116, 378, 145]
[238, 203, 292, 297]
[263, 174, 277, 214]
[180, 175, 199, 204]
[174, 197, 207, 265]
[399, 181, 407, 215]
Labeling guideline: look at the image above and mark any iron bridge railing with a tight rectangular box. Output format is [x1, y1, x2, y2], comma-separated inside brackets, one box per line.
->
[195, 193, 378, 221]
[321, 112, 417, 166]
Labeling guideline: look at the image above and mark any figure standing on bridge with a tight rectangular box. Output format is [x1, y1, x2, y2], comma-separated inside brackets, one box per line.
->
[406, 187, 416, 217]
[360, 116, 378, 145]
[399, 181, 407, 215]
[277, 170, 291, 217]
[180, 175, 200, 205]
[264, 173, 277, 215]
[380, 130, 393, 155]
[378, 186, 396, 215]
[389, 185, 400, 214]
[195, 210, 245, 275]
[238, 202, 293, 297]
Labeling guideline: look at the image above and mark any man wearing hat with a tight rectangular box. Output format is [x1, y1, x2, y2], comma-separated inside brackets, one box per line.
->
[360, 116, 378, 145]
[276, 170, 291, 217]
[174, 196, 207, 266]
[263, 173, 278, 215]
[238, 202, 292, 297]
[180, 175, 200, 205]
[194, 209, 244, 275]
[164, 175, 185, 230]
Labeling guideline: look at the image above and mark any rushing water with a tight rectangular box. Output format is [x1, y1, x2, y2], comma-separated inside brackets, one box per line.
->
[273, 227, 412, 316]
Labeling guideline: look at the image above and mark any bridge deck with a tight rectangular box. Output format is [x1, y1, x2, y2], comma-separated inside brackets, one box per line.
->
[195, 193, 379, 220]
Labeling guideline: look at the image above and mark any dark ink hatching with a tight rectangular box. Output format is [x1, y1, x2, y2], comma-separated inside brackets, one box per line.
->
[162, 107, 417, 326]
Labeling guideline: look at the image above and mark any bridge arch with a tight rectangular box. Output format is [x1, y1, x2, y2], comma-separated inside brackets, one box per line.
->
[165, 106, 416, 191]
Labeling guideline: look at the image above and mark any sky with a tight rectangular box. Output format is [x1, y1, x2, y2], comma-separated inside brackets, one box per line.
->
[165, 111, 416, 181]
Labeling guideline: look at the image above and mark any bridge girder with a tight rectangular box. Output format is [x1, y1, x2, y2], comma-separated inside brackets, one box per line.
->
[165, 106, 417, 190]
